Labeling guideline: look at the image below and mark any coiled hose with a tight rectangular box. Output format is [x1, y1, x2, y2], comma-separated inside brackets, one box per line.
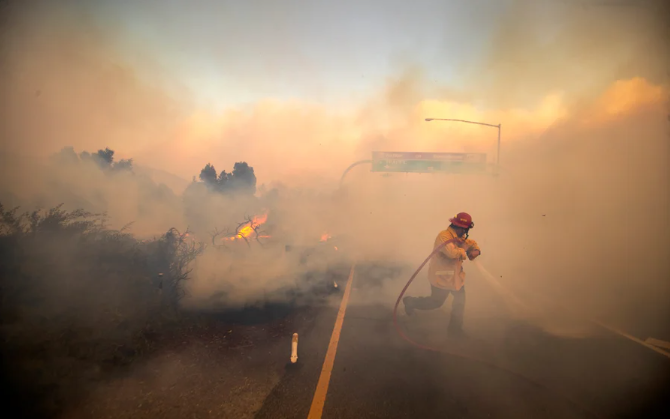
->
[391, 238, 602, 419]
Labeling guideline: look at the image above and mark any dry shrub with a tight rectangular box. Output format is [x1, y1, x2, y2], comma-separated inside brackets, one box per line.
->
[0, 203, 203, 418]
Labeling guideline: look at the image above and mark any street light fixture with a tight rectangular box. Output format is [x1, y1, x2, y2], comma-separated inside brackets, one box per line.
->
[425, 118, 502, 168]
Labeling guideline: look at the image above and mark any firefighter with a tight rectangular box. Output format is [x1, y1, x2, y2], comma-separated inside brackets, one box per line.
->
[402, 212, 481, 338]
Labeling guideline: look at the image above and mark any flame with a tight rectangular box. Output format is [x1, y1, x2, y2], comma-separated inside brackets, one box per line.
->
[320, 233, 332, 242]
[223, 212, 270, 242]
[334, 246, 338, 251]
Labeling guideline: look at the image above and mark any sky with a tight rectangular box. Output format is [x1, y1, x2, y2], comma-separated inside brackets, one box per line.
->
[66, 0, 667, 112]
[82, 0, 514, 110]
[1, 0, 668, 185]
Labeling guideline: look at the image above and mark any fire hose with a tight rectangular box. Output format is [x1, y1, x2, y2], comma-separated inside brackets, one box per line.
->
[391, 238, 602, 419]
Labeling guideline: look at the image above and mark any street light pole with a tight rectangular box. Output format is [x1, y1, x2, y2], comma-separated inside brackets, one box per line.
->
[497, 123, 501, 167]
[339, 159, 372, 188]
[424, 118, 502, 168]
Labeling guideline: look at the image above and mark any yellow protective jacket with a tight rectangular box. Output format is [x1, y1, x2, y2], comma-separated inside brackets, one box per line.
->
[427, 227, 481, 291]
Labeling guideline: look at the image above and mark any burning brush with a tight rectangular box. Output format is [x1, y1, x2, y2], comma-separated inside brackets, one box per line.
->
[211, 211, 271, 249]
[320, 232, 338, 251]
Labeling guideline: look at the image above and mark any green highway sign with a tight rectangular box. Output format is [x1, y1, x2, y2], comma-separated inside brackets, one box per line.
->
[371, 151, 489, 174]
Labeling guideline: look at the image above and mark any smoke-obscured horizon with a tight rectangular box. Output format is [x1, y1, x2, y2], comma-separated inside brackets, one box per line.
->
[1, 0, 668, 332]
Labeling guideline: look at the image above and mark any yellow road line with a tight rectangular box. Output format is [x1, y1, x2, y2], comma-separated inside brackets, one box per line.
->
[307, 264, 356, 419]
[645, 337, 670, 350]
[476, 262, 670, 361]
[590, 319, 670, 360]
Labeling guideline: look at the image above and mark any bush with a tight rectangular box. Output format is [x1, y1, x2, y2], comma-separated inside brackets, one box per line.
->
[0, 203, 204, 418]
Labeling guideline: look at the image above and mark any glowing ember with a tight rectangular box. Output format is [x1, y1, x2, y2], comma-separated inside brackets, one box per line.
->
[320, 233, 332, 242]
[334, 246, 338, 251]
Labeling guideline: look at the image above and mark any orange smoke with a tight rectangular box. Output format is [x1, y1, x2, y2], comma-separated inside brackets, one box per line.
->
[584, 77, 668, 124]
[143, 76, 667, 188]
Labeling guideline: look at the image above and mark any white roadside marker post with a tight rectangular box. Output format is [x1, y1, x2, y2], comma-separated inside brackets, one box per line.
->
[291, 333, 299, 363]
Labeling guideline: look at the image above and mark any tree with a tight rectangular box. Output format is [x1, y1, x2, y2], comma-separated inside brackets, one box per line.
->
[195, 161, 256, 196]
[53, 147, 132, 173]
[93, 148, 115, 170]
[86, 148, 133, 172]
[229, 162, 256, 195]
[52, 146, 80, 165]
[217, 170, 230, 191]
[199, 163, 218, 186]
[112, 158, 133, 172]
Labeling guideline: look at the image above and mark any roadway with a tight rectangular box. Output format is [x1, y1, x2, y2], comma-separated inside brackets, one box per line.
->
[254, 262, 670, 419]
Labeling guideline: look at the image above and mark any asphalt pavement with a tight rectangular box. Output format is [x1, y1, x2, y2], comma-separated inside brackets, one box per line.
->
[253, 262, 670, 419]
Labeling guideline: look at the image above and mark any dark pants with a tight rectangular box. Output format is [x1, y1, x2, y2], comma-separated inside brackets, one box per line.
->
[408, 285, 466, 330]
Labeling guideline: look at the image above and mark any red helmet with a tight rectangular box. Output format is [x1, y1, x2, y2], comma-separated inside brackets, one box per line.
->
[450, 212, 474, 229]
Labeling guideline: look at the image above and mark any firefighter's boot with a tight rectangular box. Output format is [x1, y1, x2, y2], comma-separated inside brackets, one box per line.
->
[448, 315, 467, 338]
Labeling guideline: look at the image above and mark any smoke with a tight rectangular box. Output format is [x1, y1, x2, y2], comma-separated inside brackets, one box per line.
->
[338, 74, 669, 335]
[0, 0, 668, 334]
[0, 1, 188, 159]
[465, 0, 670, 108]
